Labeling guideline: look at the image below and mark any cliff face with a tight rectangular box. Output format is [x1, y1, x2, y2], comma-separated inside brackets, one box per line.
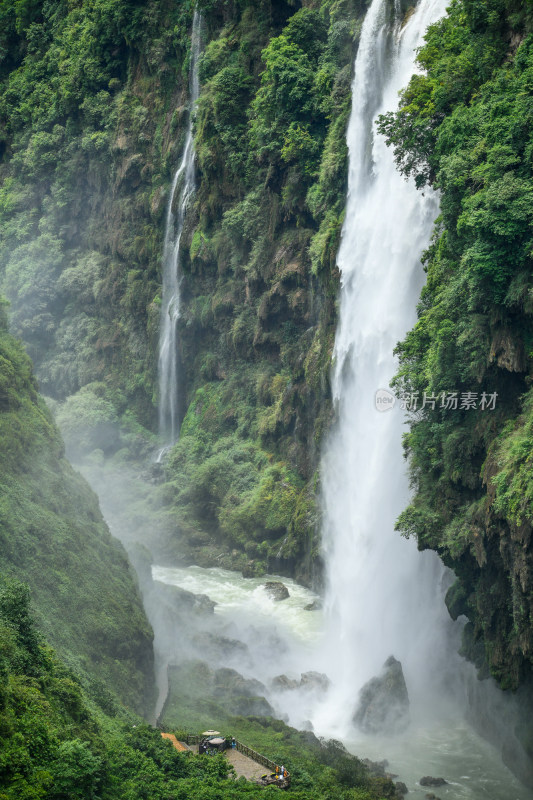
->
[161, 0, 366, 581]
[378, 0, 533, 694]
[0, 301, 154, 713]
[0, 0, 201, 429]
[0, 0, 368, 584]
[1, 0, 532, 708]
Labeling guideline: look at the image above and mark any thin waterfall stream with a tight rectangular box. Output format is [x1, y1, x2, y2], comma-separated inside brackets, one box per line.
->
[157, 10, 202, 458]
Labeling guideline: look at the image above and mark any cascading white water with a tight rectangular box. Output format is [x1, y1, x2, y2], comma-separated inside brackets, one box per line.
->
[157, 11, 201, 454]
[313, 0, 453, 735]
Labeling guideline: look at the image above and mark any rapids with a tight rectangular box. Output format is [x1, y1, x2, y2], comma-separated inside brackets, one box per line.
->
[153, 565, 531, 799]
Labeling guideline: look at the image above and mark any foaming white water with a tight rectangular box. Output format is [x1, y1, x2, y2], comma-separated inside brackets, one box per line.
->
[151, 565, 532, 799]
[157, 11, 201, 451]
[153, 564, 321, 650]
[312, 0, 454, 736]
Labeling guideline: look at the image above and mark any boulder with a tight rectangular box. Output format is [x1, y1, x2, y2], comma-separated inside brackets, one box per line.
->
[189, 591, 217, 615]
[192, 631, 249, 662]
[300, 671, 331, 692]
[304, 600, 322, 611]
[271, 671, 330, 693]
[353, 656, 410, 734]
[232, 695, 273, 716]
[264, 581, 290, 601]
[420, 777, 447, 787]
[212, 667, 273, 716]
[154, 582, 216, 615]
[271, 674, 300, 692]
[213, 667, 267, 699]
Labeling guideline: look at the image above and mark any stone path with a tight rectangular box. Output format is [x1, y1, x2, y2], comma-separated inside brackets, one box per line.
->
[161, 734, 275, 783]
[225, 748, 269, 781]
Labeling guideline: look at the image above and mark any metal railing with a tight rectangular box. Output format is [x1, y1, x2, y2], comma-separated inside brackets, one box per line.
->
[235, 740, 277, 772]
[179, 733, 290, 781]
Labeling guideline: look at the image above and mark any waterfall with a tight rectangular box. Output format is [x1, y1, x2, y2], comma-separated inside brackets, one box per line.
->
[157, 11, 201, 454]
[314, 0, 452, 735]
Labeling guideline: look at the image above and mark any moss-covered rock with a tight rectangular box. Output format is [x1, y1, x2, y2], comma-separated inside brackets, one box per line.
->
[0, 305, 154, 714]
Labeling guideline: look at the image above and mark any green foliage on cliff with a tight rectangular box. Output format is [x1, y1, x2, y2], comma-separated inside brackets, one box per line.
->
[159, 0, 364, 580]
[0, 305, 154, 712]
[378, 0, 533, 688]
[0, 0, 362, 581]
[0, 583, 228, 799]
[0, 0, 198, 426]
[163, 377, 310, 575]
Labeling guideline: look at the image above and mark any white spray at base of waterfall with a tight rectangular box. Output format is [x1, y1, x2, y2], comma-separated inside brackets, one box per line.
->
[309, 0, 455, 738]
[157, 11, 201, 458]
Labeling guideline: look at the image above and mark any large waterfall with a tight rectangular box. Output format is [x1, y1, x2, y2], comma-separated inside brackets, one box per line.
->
[314, 0, 453, 735]
[157, 11, 201, 451]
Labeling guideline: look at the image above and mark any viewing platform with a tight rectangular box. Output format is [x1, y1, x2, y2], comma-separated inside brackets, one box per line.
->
[160, 729, 291, 788]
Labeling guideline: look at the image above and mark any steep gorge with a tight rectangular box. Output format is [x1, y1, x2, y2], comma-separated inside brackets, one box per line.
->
[1, 0, 533, 791]
[0, 300, 154, 714]
[0, 0, 366, 584]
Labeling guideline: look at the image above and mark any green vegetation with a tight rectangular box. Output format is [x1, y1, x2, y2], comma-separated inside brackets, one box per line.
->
[0, 580, 393, 800]
[0, 0, 198, 426]
[0, 580, 246, 800]
[377, 0, 533, 689]
[160, 661, 398, 800]
[0, 0, 365, 581]
[1, 0, 532, 706]
[2, 0, 533, 790]
[0, 303, 154, 713]
[162, 0, 365, 579]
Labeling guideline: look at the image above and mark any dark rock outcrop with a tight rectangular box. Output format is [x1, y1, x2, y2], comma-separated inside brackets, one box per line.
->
[353, 656, 410, 734]
[213, 667, 273, 716]
[271, 671, 331, 693]
[271, 674, 300, 691]
[213, 667, 267, 699]
[192, 631, 250, 662]
[300, 671, 331, 692]
[153, 581, 216, 615]
[420, 776, 447, 787]
[263, 581, 290, 601]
